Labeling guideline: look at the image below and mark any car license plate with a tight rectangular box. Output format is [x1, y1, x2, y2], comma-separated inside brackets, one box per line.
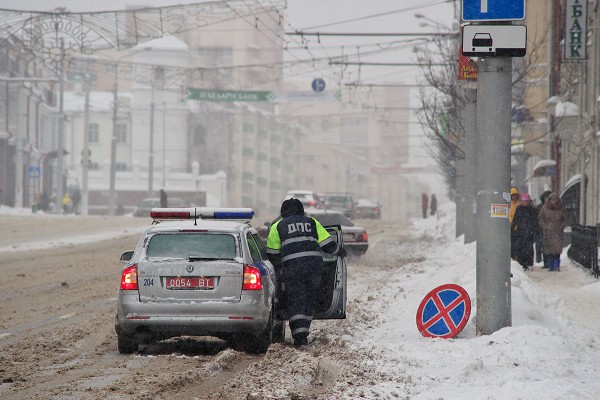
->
[343, 233, 356, 242]
[165, 277, 214, 290]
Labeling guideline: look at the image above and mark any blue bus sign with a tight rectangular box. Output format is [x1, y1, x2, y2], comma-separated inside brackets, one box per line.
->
[462, 0, 526, 21]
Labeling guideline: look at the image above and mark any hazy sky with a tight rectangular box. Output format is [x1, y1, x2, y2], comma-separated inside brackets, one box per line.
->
[0, 0, 457, 85]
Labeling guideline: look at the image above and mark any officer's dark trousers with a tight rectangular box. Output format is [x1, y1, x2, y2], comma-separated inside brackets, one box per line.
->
[282, 262, 322, 342]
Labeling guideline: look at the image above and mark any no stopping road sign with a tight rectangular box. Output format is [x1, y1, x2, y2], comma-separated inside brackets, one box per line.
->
[416, 284, 472, 338]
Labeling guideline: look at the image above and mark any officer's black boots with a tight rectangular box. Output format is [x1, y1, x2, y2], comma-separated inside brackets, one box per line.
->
[293, 335, 308, 347]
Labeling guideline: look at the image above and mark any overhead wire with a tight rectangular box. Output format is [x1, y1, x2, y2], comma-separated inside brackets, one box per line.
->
[300, 0, 451, 30]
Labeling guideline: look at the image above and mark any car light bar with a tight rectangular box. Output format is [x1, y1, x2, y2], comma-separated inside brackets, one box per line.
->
[150, 207, 254, 221]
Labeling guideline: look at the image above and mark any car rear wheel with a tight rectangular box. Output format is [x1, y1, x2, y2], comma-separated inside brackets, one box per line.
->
[246, 306, 276, 354]
[117, 334, 138, 354]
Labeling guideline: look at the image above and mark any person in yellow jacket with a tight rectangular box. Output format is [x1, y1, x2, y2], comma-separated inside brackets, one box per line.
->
[509, 187, 520, 223]
[509, 187, 520, 259]
[62, 193, 72, 214]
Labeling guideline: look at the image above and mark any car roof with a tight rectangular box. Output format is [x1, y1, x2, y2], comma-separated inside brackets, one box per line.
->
[146, 219, 252, 234]
[308, 209, 344, 216]
[357, 198, 378, 204]
[286, 190, 315, 195]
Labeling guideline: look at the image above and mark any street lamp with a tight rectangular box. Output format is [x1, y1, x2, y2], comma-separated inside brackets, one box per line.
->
[107, 47, 151, 215]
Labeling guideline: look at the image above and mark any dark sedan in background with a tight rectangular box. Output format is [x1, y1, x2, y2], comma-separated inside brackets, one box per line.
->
[354, 198, 382, 219]
[306, 210, 368, 259]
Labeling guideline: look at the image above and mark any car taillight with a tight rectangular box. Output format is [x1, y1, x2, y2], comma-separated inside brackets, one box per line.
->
[309, 200, 316, 206]
[361, 232, 368, 242]
[243, 264, 262, 290]
[120, 264, 138, 290]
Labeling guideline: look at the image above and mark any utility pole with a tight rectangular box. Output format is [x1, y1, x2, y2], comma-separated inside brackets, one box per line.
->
[148, 100, 155, 197]
[81, 77, 90, 216]
[55, 39, 65, 214]
[109, 73, 118, 216]
[463, 88, 477, 244]
[462, 0, 527, 336]
[162, 101, 166, 188]
[475, 57, 512, 335]
[455, 158, 465, 238]
[14, 81, 23, 208]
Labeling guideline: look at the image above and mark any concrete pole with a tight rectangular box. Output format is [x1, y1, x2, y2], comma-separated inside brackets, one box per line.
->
[475, 57, 512, 335]
[162, 101, 166, 188]
[109, 76, 118, 216]
[463, 88, 478, 244]
[55, 39, 65, 214]
[148, 100, 155, 197]
[81, 81, 90, 216]
[14, 85, 23, 208]
[455, 158, 465, 238]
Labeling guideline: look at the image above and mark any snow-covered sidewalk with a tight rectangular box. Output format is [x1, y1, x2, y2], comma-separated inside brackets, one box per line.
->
[317, 201, 600, 399]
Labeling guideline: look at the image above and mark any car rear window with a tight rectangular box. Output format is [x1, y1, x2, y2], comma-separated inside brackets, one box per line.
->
[311, 213, 353, 226]
[146, 233, 237, 259]
[326, 196, 351, 205]
[289, 193, 311, 200]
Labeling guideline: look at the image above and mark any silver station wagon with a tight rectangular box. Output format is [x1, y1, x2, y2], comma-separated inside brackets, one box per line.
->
[115, 207, 347, 354]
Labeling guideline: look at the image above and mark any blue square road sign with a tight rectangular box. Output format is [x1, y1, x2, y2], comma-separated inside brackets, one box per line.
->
[462, 0, 526, 21]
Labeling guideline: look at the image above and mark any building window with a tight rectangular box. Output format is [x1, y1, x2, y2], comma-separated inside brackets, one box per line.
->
[116, 163, 127, 171]
[153, 66, 165, 89]
[88, 123, 99, 143]
[116, 124, 127, 143]
[243, 122, 254, 133]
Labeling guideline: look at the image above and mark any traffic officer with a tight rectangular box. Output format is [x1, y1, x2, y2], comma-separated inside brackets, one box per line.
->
[266, 198, 346, 346]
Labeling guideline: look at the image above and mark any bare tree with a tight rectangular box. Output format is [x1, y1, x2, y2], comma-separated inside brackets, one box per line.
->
[414, 6, 555, 195]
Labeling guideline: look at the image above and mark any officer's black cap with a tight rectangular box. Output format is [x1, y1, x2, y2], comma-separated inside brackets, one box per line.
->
[281, 198, 304, 217]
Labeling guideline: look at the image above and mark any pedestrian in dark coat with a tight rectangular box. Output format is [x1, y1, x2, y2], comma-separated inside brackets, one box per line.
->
[509, 187, 520, 260]
[430, 194, 438, 216]
[160, 188, 168, 208]
[265, 199, 346, 346]
[535, 190, 552, 267]
[511, 193, 539, 270]
[71, 189, 81, 215]
[538, 193, 569, 272]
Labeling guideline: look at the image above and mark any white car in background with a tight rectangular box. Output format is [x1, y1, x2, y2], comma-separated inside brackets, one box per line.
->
[284, 190, 324, 209]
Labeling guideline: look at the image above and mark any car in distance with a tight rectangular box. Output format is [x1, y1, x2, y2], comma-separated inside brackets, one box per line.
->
[354, 198, 382, 219]
[284, 190, 324, 209]
[115, 207, 347, 354]
[132, 197, 190, 217]
[324, 193, 355, 219]
[306, 209, 368, 259]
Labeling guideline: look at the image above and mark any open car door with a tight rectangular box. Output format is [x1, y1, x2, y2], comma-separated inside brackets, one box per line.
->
[313, 225, 347, 319]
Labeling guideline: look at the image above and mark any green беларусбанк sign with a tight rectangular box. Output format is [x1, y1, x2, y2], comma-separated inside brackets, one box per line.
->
[187, 88, 342, 103]
[187, 88, 274, 102]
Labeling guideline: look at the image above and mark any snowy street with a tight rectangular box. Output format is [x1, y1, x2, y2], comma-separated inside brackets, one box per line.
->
[1, 204, 600, 399]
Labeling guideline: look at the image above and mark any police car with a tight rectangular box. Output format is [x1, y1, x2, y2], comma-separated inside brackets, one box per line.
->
[115, 207, 347, 354]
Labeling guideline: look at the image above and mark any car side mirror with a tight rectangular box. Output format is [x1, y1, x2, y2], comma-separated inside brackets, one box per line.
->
[120, 250, 134, 263]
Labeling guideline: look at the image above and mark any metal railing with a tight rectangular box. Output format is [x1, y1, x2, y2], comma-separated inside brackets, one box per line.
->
[567, 224, 599, 278]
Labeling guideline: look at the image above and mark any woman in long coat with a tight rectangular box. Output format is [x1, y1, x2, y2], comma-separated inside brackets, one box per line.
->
[538, 193, 569, 271]
[511, 193, 539, 270]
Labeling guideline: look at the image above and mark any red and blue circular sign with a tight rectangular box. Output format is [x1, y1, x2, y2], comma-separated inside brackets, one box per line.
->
[416, 284, 471, 339]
